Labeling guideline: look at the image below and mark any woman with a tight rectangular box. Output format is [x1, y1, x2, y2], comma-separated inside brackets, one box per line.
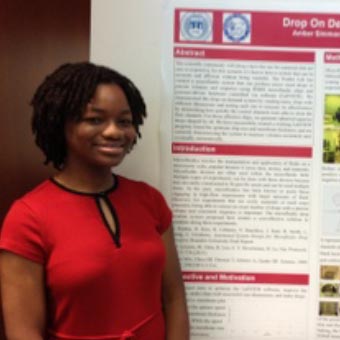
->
[0, 62, 189, 339]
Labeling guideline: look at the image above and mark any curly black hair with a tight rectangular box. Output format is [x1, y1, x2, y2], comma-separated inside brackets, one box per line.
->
[31, 62, 147, 170]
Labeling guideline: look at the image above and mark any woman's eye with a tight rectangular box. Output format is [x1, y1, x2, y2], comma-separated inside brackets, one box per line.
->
[85, 117, 103, 125]
[119, 119, 133, 127]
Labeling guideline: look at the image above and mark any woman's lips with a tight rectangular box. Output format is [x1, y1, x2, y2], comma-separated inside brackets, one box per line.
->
[95, 143, 125, 155]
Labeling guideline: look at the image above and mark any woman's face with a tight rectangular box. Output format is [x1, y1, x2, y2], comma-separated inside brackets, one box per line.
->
[64, 83, 137, 170]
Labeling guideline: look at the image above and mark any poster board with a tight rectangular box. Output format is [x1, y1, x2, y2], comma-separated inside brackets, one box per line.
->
[161, 1, 340, 339]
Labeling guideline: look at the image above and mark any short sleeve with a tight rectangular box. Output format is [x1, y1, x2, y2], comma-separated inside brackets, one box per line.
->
[0, 200, 46, 264]
[149, 186, 173, 234]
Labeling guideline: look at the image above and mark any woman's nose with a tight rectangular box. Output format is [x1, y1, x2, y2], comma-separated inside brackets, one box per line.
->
[101, 121, 124, 138]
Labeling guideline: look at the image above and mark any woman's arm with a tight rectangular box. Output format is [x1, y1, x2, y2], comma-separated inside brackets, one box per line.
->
[0, 251, 46, 340]
[162, 226, 190, 340]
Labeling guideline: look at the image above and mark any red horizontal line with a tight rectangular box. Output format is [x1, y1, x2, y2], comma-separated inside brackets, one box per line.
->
[182, 271, 309, 285]
[172, 143, 312, 158]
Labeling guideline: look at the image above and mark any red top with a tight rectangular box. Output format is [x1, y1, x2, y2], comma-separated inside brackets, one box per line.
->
[0, 175, 172, 339]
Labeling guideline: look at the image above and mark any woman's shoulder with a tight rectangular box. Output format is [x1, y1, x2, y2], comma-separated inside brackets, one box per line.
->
[9, 179, 60, 217]
[1, 180, 53, 263]
[20, 179, 58, 203]
[115, 175, 172, 232]
[116, 174, 161, 197]
[116, 174, 171, 212]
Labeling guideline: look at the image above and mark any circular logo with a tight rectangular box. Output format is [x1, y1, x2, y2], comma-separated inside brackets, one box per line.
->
[181, 12, 212, 41]
[224, 14, 250, 42]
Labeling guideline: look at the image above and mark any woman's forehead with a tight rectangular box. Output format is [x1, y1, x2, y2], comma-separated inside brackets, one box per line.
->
[91, 83, 127, 103]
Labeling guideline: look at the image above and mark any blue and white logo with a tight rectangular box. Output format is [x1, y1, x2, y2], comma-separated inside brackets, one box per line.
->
[180, 12, 212, 42]
[223, 13, 251, 43]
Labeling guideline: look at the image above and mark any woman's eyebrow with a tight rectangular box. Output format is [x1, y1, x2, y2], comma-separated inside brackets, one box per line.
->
[88, 105, 132, 115]
[120, 109, 133, 115]
[89, 106, 107, 114]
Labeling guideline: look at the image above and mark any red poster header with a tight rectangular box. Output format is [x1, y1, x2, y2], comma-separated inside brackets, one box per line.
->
[324, 51, 340, 63]
[174, 47, 314, 62]
[172, 143, 312, 158]
[175, 9, 340, 48]
[182, 271, 309, 285]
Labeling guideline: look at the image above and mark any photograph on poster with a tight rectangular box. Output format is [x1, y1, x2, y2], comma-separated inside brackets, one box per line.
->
[323, 129, 340, 163]
[320, 283, 340, 297]
[319, 301, 338, 316]
[320, 265, 340, 280]
[324, 95, 340, 126]
[323, 95, 340, 163]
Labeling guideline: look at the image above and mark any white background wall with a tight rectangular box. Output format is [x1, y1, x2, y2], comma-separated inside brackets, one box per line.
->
[91, 0, 163, 188]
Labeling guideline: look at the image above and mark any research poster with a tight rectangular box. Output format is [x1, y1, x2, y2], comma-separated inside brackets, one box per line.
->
[160, 1, 340, 339]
